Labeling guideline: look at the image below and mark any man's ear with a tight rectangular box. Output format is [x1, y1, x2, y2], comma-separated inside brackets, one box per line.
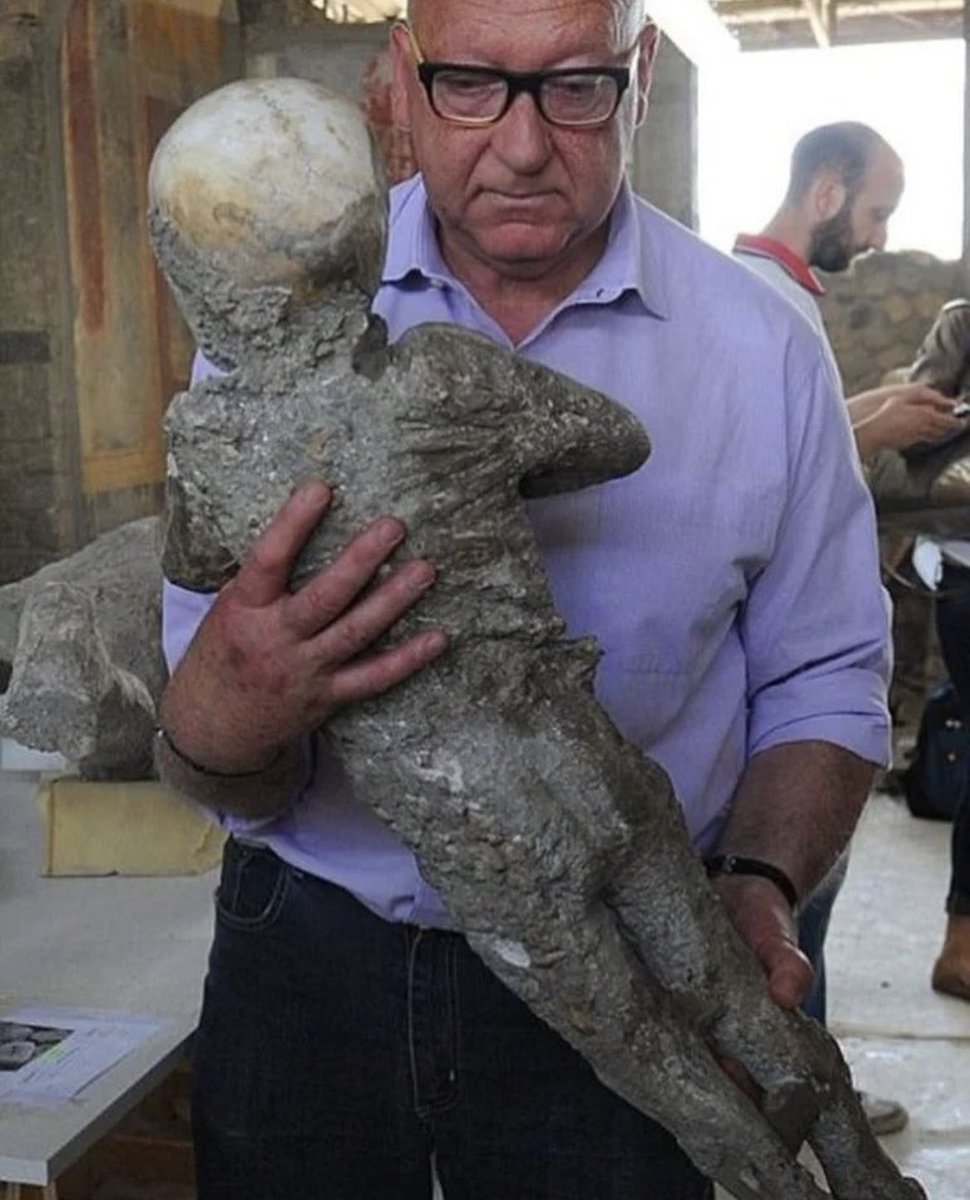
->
[389, 22, 414, 133]
[811, 168, 848, 222]
[634, 23, 660, 128]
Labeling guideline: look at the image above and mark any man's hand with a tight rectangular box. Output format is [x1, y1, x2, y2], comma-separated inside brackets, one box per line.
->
[713, 875, 813, 1010]
[158, 480, 447, 775]
[851, 383, 966, 458]
[707, 874, 812, 1105]
[708, 741, 873, 1011]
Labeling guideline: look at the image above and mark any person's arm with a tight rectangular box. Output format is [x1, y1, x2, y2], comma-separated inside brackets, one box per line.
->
[715, 346, 891, 1008]
[845, 382, 903, 425]
[710, 741, 873, 1009]
[848, 382, 963, 461]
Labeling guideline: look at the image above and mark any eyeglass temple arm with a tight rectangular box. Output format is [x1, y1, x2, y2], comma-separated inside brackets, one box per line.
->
[401, 22, 426, 66]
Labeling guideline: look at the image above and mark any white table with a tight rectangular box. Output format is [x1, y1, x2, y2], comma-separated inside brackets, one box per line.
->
[0, 1012, 196, 1191]
[0, 766, 216, 1196]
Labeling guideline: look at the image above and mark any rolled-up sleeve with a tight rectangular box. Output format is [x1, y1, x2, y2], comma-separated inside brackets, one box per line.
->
[742, 350, 893, 768]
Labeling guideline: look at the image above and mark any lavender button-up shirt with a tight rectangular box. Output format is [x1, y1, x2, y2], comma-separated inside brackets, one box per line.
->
[163, 176, 892, 929]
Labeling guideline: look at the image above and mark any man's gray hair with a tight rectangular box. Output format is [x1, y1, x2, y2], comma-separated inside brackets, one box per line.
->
[407, 0, 651, 47]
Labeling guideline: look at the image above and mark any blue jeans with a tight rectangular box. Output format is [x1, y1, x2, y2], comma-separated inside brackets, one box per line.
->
[191, 838, 714, 1200]
[797, 852, 849, 1025]
[933, 563, 970, 916]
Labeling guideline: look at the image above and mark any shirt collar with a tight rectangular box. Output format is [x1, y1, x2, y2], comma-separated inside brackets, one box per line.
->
[733, 233, 826, 296]
[382, 175, 669, 320]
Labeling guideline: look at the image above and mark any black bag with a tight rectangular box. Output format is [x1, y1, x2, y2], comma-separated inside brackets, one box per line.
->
[902, 681, 969, 821]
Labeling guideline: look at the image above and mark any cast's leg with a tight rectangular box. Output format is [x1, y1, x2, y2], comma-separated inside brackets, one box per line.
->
[431, 933, 713, 1200]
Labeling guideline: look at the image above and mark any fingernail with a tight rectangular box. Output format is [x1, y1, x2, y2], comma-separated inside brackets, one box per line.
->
[294, 479, 330, 505]
[408, 562, 436, 592]
[377, 518, 405, 546]
[424, 629, 448, 655]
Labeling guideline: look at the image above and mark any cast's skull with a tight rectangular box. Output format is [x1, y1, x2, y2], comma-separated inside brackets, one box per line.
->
[149, 77, 382, 292]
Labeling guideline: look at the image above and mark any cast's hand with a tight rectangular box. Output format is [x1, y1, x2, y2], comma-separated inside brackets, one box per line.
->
[860, 383, 965, 453]
[713, 875, 812, 1011]
[158, 480, 447, 774]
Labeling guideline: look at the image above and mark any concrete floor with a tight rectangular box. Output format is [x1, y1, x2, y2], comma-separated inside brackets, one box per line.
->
[821, 792, 970, 1199]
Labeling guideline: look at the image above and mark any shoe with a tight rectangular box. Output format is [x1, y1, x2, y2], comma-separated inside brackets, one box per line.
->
[931, 958, 970, 1000]
[931, 916, 970, 1001]
[857, 1090, 908, 1137]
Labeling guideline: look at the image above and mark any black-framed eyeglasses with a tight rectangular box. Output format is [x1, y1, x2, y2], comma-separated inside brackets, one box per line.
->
[404, 24, 633, 129]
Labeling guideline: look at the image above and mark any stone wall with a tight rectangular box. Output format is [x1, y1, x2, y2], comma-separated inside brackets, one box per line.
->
[818, 251, 968, 395]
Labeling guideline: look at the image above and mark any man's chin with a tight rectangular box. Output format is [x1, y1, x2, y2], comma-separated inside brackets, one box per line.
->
[470, 225, 575, 271]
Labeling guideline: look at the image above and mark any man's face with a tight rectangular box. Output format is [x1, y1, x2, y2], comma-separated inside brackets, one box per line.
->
[391, 0, 657, 281]
[809, 146, 904, 273]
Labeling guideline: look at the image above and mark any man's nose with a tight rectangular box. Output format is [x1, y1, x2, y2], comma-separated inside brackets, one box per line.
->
[490, 91, 553, 172]
[870, 226, 889, 251]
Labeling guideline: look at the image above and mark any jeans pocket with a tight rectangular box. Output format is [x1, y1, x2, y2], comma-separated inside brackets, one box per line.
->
[215, 839, 291, 932]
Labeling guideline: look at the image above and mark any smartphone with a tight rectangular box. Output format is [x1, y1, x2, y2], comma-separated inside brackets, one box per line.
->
[953, 401, 970, 418]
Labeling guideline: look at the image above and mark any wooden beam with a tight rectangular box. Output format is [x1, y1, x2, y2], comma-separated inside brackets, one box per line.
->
[721, 0, 960, 22]
[735, 15, 962, 48]
[341, 0, 400, 17]
[801, 0, 834, 44]
[312, 0, 401, 19]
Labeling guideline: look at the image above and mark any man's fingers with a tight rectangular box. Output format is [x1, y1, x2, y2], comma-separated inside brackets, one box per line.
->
[716, 1053, 761, 1103]
[310, 558, 437, 665]
[908, 387, 953, 410]
[233, 481, 333, 608]
[327, 628, 449, 707]
[285, 516, 410, 639]
[757, 936, 813, 1011]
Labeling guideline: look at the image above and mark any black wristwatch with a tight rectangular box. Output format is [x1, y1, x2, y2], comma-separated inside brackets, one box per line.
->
[704, 854, 799, 911]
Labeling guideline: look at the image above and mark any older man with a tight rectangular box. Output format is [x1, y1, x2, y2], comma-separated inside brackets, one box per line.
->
[158, 2, 891, 1197]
